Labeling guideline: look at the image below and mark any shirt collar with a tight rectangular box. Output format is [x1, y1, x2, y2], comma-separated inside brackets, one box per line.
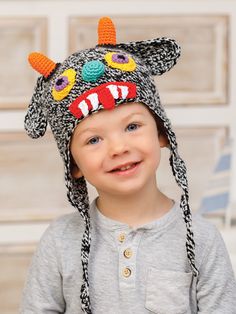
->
[89, 197, 179, 233]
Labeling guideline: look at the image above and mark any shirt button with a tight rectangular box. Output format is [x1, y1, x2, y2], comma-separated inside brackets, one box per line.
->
[123, 248, 133, 258]
[118, 233, 126, 243]
[122, 267, 132, 278]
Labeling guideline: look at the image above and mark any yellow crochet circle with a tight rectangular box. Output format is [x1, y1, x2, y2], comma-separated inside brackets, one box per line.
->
[104, 52, 136, 71]
[52, 69, 76, 101]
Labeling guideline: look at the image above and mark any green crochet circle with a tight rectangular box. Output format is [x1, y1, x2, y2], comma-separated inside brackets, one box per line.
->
[82, 60, 105, 82]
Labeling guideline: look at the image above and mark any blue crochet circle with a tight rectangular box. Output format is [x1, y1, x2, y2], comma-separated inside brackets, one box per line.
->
[82, 60, 105, 82]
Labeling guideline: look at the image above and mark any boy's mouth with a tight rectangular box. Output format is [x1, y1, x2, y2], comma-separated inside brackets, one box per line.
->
[108, 161, 142, 176]
[69, 81, 137, 119]
[109, 161, 141, 172]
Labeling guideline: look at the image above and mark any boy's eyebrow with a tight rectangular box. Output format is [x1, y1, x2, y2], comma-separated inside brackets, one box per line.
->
[76, 112, 144, 137]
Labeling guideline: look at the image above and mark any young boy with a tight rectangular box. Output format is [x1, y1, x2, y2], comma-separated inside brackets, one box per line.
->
[20, 17, 236, 313]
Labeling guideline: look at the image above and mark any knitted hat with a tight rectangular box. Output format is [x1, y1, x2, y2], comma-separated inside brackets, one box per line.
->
[25, 17, 198, 313]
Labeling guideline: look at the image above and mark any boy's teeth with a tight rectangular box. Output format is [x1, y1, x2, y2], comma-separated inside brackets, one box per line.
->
[118, 164, 134, 171]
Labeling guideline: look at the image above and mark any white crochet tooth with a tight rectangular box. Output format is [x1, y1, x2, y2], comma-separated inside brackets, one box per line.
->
[106, 84, 119, 99]
[119, 85, 129, 99]
[87, 93, 99, 110]
[78, 100, 89, 117]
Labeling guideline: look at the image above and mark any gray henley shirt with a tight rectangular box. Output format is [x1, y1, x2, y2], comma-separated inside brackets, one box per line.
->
[20, 198, 236, 313]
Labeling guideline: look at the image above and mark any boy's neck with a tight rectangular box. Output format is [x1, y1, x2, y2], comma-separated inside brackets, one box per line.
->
[96, 184, 174, 228]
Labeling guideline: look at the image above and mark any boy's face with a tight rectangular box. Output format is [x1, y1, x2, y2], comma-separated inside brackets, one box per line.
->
[70, 102, 168, 197]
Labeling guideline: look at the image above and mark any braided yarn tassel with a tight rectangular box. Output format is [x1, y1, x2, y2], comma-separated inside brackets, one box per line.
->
[180, 192, 199, 277]
[169, 151, 199, 277]
[80, 214, 92, 313]
[64, 150, 93, 312]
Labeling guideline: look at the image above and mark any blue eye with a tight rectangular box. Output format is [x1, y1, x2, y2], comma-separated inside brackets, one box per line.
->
[87, 137, 100, 145]
[126, 123, 140, 132]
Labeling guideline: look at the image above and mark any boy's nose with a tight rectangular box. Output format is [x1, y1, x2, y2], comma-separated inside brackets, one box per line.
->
[108, 137, 129, 157]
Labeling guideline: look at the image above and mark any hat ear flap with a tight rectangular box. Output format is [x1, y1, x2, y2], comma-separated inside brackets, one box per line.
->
[24, 76, 47, 139]
[116, 37, 181, 75]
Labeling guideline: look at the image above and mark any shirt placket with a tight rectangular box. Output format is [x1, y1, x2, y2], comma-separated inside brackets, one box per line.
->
[115, 229, 143, 290]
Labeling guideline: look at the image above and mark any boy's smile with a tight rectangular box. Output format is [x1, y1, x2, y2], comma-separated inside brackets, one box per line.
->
[107, 160, 141, 175]
[70, 102, 167, 198]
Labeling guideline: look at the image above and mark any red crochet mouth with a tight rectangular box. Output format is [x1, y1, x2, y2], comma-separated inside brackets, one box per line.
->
[69, 82, 136, 119]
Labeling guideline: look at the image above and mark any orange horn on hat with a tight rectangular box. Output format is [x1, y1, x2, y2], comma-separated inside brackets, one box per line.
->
[28, 52, 57, 78]
[98, 17, 116, 46]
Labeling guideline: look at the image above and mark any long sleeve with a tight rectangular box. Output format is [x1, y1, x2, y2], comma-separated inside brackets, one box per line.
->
[196, 225, 236, 313]
[20, 222, 65, 314]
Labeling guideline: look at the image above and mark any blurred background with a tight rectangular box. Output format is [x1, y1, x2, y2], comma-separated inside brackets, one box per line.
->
[0, 0, 236, 312]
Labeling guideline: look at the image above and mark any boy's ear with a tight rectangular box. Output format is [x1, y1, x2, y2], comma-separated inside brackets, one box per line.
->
[159, 134, 169, 148]
[71, 162, 84, 179]
[116, 37, 181, 75]
[70, 154, 84, 178]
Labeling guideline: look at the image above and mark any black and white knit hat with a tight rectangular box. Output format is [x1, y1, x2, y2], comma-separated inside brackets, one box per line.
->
[25, 16, 198, 313]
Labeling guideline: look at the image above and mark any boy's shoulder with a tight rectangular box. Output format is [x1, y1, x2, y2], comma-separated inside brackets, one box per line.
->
[174, 203, 221, 250]
[175, 201, 219, 242]
[190, 211, 224, 261]
[191, 211, 219, 240]
[51, 210, 82, 227]
[54, 209, 85, 228]
[42, 210, 85, 243]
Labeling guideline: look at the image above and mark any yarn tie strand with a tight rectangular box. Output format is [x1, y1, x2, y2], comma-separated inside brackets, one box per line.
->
[169, 147, 199, 277]
[80, 214, 92, 313]
[180, 192, 199, 277]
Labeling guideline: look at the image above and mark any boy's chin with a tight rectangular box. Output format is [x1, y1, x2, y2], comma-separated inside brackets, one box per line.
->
[96, 184, 147, 198]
